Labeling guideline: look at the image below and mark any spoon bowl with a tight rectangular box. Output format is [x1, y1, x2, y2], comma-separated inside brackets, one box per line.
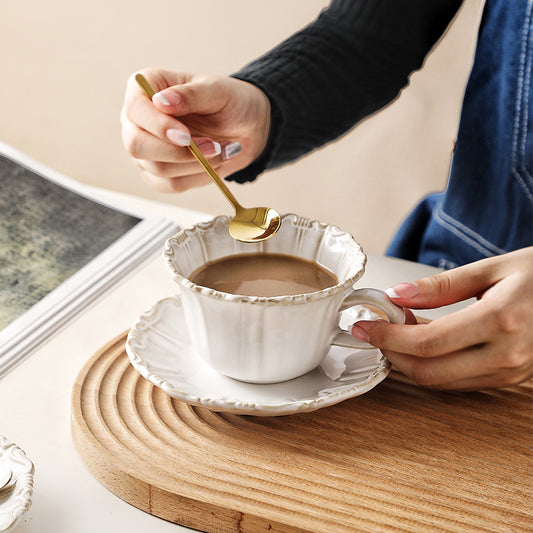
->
[229, 206, 281, 242]
[135, 74, 281, 242]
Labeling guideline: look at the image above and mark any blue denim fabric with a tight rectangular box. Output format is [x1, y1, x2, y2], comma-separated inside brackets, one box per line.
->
[387, 0, 533, 269]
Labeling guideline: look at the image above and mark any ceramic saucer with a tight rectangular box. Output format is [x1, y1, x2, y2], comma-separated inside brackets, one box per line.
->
[125, 297, 390, 416]
[0, 436, 34, 533]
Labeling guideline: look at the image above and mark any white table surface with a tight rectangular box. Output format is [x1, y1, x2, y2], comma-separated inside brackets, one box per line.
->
[0, 191, 458, 533]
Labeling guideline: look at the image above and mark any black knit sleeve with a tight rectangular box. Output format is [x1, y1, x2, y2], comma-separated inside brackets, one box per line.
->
[228, 0, 463, 183]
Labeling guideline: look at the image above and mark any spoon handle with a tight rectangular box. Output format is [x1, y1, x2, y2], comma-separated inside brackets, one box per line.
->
[135, 73, 156, 98]
[134, 74, 242, 211]
[186, 139, 242, 210]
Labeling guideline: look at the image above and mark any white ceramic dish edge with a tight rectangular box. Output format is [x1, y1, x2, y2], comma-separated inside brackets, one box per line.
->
[0, 436, 34, 533]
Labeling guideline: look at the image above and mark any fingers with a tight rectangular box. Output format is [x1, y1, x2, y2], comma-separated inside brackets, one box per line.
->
[121, 118, 189, 162]
[382, 344, 532, 391]
[125, 70, 230, 138]
[139, 168, 213, 193]
[382, 344, 486, 390]
[351, 298, 496, 357]
[385, 254, 506, 309]
[382, 321, 533, 391]
[123, 70, 223, 165]
[135, 158, 209, 179]
[134, 139, 224, 179]
[151, 75, 230, 117]
[122, 90, 191, 148]
[129, 68, 194, 95]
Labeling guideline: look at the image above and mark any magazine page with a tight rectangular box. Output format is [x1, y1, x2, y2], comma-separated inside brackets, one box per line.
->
[0, 142, 179, 377]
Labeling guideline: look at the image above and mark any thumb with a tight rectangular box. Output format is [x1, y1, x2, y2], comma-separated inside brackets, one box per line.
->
[152, 76, 228, 117]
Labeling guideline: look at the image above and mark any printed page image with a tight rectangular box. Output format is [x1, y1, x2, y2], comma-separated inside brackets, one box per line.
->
[0, 155, 141, 330]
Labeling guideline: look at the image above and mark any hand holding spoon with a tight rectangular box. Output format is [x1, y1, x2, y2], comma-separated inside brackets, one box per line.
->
[135, 74, 281, 243]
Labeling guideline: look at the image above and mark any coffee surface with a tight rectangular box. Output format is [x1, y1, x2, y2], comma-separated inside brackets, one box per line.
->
[189, 253, 338, 297]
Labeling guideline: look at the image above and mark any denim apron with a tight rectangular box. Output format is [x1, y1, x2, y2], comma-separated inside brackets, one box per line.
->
[387, 0, 533, 268]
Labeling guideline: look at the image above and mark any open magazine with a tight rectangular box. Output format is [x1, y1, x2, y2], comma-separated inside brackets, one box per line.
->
[0, 142, 179, 377]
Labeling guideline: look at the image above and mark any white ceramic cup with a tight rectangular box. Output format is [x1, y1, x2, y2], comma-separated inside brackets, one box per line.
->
[164, 214, 405, 383]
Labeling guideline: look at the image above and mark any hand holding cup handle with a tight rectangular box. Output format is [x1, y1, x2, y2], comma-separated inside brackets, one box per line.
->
[333, 288, 406, 349]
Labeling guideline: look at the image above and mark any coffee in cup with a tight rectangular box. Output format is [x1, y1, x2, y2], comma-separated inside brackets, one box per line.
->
[189, 253, 338, 297]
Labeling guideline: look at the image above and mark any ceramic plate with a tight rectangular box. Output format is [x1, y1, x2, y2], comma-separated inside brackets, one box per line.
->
[125, 297, 390, 416]
[0, 436, 34, 533]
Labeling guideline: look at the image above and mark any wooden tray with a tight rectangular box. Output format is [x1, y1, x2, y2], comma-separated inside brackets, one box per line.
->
[71, 331, 533, 533]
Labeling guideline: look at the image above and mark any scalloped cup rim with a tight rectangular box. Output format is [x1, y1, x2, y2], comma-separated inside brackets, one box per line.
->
[164, 213, 367, 304]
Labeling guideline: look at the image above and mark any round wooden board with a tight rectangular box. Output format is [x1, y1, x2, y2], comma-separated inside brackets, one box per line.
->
[71, 331, 533, 533]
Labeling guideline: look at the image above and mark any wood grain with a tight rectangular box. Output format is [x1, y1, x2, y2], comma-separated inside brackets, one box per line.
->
[71, 331, 533, 533]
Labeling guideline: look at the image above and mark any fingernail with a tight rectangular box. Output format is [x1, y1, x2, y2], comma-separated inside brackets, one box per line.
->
[222, 142, 242, 160]
[197, 140, 221, 157]
[386, 282, 420, 299]
[351, 323, 370, 343]
[153, 93, 170, 106]
[153, 90, 180, 107]
[385, 287, 399, 298]
[166, 129, 191, 146]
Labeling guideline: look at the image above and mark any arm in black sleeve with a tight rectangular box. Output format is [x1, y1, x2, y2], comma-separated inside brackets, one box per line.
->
[228, 0, 463, 183]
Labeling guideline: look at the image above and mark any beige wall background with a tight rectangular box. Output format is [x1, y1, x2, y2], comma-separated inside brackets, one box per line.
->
[1, 0, 483, 255]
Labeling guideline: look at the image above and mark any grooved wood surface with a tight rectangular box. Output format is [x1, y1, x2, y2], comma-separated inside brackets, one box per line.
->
[71, 331, 533, 533]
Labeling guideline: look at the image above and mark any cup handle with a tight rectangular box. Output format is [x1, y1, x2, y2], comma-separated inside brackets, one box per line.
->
[332, 288, 406, 349]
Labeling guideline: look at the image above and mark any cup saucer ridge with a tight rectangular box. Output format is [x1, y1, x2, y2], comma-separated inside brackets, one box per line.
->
[125, 297, 390, 416]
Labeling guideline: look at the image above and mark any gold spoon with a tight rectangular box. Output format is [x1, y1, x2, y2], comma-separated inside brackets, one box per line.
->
[135, 74, 281, 243]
